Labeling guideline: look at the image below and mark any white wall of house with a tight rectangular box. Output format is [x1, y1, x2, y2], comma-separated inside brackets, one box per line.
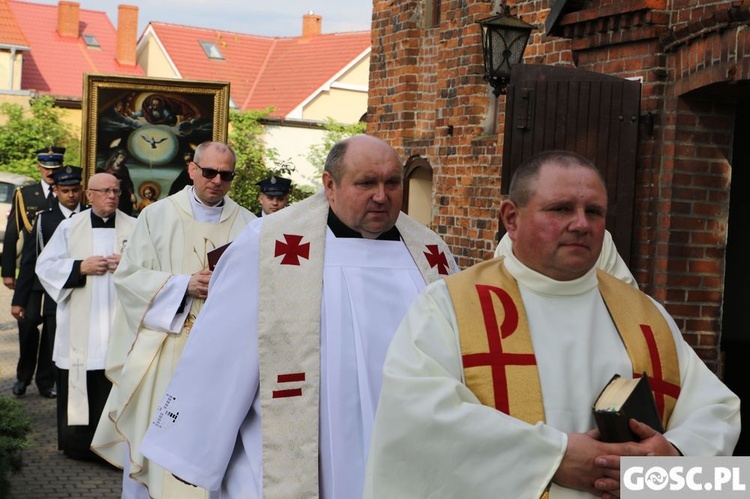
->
[263, 122, 326, 188]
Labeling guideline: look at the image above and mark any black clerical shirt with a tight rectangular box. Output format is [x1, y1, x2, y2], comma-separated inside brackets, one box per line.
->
[65, 210, 117, 287]
[326, 208, 401, 241]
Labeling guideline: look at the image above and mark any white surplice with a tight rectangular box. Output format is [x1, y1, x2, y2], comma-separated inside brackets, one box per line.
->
[36, 220, 117, 370]
[36, 209, 135, 426]
[140, 219, 437, 498]
[364, 250, 741, 499]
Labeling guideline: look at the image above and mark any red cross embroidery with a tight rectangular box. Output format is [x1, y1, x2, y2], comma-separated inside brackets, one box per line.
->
[633, 324, 681, 419]
[272, 372, 305, 399]
[424, 244, 449, 275]
[274, 234, 310, 266]
[461, 284, 537, 414]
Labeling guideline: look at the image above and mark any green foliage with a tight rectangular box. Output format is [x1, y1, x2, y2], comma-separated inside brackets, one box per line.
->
[228, 108, 314, 213]
[0, 96, 80, 178]
[0, 397, 32, 497]
[306, 118, 366, 182]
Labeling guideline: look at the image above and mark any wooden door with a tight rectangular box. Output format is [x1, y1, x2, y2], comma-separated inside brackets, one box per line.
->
[502, 64, 641, 265]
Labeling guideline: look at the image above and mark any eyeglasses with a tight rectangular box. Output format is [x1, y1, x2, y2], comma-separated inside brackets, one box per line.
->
[193, 162, 236, 182]
[88, 188, 121, 196]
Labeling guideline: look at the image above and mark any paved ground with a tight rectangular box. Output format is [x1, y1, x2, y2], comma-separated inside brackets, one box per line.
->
[0, 285, 122, 498]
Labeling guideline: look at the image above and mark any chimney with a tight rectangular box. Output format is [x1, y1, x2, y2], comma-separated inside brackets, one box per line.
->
[57, 1, 80, 39]
[116, 5, 138, 66]
[302, 11, 322, 38]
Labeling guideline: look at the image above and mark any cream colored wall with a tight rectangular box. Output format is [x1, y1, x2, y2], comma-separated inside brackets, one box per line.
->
[407, 169, 433, 226]
[304, 88, 367, 123]
[137, 35, 180, 78]
[337, 56, 370, 86]
[0, 93, 29, 126]
[0, 52, 11, 91]
[262, 124, 326, 188]
[302, 56, 369, 123]
[58, 107, 81, 132]
[0, 51, 24, 91]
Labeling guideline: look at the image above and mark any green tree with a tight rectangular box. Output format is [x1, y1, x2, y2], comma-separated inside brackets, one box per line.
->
[0, 96, 80, 178]
[228, 108, 313, 213]
[306, 118, 366, 184]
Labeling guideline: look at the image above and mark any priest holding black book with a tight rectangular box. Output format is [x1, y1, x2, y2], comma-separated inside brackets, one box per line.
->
[365, 150, 740, 499]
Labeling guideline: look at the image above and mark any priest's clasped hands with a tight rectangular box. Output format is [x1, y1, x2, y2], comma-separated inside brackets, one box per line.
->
[554, 418, 680, 498]
[80, 254, 121, 275]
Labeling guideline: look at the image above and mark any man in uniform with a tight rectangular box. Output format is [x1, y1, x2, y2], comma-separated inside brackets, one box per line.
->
[11, 166, 85, 401]
[140, 135, 459, 498]
[36, 172, 136, 460]
[255, 175, 292, 216]
[91, 141, 255, 498]
[2, 146, 65, 397]
[364, 150, 740, 498]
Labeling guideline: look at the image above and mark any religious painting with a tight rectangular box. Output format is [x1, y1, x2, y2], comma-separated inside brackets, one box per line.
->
[81, 74, 230, 215]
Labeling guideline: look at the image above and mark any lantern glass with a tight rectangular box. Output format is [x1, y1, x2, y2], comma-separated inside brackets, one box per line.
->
[478, 12, 534, 95]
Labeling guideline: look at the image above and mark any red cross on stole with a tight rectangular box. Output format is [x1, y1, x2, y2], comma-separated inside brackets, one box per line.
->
[597, 270, 681, 427]
[424, 244, 450, 275]
[632, 324, 681, 421]
[461, 284, 538, 414]
[274, 234, 310, 265]
[446, 260, 546, 426]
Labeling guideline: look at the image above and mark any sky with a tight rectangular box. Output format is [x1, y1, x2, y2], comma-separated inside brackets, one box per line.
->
[30, 0, 374, 37]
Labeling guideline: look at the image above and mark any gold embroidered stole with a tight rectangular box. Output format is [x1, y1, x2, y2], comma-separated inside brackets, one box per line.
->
[447, 259, 682, 432]
[596, 270, 680, 427]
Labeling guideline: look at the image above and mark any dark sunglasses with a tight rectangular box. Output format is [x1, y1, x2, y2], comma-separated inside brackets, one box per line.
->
[193, 162, 236, 182]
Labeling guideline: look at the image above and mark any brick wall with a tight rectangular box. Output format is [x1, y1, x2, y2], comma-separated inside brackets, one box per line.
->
[368, 0, 749, 368]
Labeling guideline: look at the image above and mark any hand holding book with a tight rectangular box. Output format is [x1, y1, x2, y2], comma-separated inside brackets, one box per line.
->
[592, 373, 664, 443]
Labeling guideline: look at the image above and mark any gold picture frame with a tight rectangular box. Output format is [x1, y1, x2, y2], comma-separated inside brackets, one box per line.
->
[81, 74, 230, 215]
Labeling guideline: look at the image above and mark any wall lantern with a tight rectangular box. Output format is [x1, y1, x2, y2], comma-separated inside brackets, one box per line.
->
[477, 4, 535, 96]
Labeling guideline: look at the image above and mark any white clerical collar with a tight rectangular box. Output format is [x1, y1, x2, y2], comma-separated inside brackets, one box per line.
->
[188, 186, 224, 224]
[502, 248, 598, 296]
[58, 203, 79, 218]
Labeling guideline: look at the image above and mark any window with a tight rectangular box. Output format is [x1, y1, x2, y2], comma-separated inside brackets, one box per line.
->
[199, 41, 225, 60]
[403, 156, 434, 225]
[83, 34, 100, 48]
[424, 0, 441, 28]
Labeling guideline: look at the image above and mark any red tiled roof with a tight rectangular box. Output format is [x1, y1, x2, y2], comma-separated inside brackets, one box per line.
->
[148, 22, 370, 117]
[9, 0, 143, 99]
[0, 0, 29, 47]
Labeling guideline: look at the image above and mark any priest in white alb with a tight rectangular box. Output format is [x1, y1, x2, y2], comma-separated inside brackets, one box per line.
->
[139, 135, 459, 498]
[91, 142, 255, 498]
[364, 150, 740, 498]
[36, 172, 135, 461]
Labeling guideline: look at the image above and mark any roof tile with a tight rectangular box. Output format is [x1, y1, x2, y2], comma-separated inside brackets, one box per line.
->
[149, 22, 370, 117]
[0, 0, 28, 47]
[9, 0, 143, 99]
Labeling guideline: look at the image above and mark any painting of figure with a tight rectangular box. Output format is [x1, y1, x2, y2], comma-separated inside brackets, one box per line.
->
[81, 75, 230, 214]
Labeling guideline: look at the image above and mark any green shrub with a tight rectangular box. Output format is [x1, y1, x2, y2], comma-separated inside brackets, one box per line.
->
[0, 397, 32, 497]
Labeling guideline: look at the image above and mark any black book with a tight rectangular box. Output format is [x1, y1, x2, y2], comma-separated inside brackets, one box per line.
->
[592, 373, 665, 443]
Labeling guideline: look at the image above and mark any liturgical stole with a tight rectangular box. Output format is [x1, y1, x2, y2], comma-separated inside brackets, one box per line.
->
[257, 191, 457, 499]
[67, 210, 132, 425]
[446, 258, 681, 434]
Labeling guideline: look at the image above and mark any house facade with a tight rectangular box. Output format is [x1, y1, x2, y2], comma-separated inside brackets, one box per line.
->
[0, 0, 30, 107]
[367, 0, 750, 453]
[0, 0, 143, 127]
[135, 13, 371, 186]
